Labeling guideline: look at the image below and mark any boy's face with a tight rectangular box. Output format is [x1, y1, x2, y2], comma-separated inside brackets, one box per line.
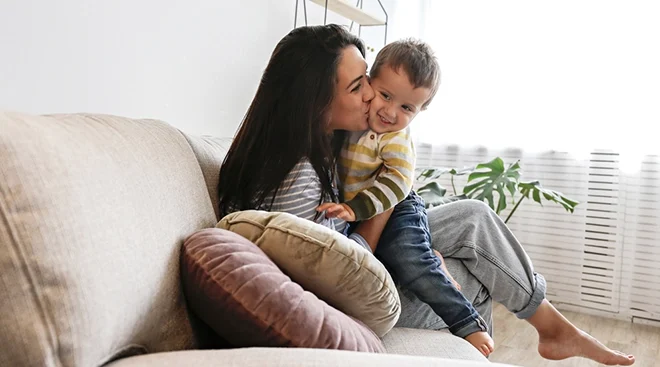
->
[367, 65, 432, 134]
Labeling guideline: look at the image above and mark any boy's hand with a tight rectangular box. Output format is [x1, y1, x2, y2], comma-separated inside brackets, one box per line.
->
[317, 203, 356, 222]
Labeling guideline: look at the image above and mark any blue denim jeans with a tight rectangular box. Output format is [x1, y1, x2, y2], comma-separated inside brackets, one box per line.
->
[372, 191, 488, 338]
[393, 199, 547, 335]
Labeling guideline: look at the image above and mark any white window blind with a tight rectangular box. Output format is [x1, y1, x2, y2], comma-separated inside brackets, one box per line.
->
[416, 144, 660, 325]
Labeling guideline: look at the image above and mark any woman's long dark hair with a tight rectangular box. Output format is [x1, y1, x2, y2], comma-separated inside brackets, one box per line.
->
[217, 25, 365, 217]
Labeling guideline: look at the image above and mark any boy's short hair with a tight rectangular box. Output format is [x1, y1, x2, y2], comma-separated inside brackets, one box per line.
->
[370, 38, 440, 110]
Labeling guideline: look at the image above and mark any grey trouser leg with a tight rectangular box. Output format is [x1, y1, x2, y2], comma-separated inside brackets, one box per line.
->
[396, 258, 494, 335]
[396, 199, 546, 332]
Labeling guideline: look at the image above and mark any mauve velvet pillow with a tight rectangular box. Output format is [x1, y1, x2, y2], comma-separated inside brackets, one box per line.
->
[181, 228, 385, 353]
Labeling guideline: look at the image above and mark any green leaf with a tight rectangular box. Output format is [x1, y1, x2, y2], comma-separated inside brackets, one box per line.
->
[417, 181, 447, 197]
[449, 166, 476, 176]
[532, 188, 542, 204]
[417, 182, 448, 208]
[421, 194, 469, 209]
[463, 157, 522, 214]
[517, 181, 579, 213]
[506, 181, 517, 199]
[416, 165, 476, 182]
[416, 167, 450, 181]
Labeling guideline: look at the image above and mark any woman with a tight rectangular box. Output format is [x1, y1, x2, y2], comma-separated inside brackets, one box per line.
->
[217, 24, 634, 366]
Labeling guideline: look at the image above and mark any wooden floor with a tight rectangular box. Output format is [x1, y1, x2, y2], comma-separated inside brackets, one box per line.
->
[489, 303, 660, 367]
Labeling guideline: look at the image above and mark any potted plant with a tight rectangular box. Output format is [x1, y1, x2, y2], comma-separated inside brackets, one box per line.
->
[416, 157, 579, 223]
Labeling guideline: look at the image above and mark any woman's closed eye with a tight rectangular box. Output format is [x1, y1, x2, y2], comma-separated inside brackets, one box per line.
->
[351, 83, 362, 93]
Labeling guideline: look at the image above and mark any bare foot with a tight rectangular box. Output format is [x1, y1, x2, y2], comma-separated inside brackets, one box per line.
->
[465, 331, 494, 357]
[538, 328, 634, 365]
[528, 300, 635, 365]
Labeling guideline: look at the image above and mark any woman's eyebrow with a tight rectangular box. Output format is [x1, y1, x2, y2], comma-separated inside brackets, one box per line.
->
[346, 75, 363, 90]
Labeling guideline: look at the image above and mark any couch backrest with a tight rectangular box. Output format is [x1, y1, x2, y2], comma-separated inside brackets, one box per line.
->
[0, 111, 218, 367]
[181, 134, 233, 221]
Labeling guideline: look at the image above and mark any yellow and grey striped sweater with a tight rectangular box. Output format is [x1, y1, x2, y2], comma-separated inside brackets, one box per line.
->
[338, 128, 415, 220]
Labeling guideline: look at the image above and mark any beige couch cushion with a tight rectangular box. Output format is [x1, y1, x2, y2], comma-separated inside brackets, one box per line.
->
[216, 210, 400, 337]
[0, 111, 218, 367]
[382, 328, 488, 361]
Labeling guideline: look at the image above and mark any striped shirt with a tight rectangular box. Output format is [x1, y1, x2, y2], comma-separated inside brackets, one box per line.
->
[338, 128, 415, 220]
[259, 159, 371, 251]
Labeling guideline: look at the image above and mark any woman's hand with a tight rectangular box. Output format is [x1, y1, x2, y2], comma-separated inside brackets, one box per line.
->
[317, 203, 356, 222]
[433, 249, 461, 290]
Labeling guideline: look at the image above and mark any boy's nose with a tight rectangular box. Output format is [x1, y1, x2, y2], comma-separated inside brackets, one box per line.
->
[383, 106, 396, 120]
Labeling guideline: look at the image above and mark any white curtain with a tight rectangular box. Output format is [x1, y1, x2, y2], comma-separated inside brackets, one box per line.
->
[408, 1, 660, 322]
[410, 1, 660, 157]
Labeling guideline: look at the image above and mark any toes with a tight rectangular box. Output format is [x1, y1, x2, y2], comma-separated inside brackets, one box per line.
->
[615, 351, 635, 361]
[607, 351, 635, 365]
[624, 355, 635, 365]
[487, 342, 495, 353]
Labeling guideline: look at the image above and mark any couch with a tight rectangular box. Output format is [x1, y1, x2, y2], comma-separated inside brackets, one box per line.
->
[0, 111, 518, 366]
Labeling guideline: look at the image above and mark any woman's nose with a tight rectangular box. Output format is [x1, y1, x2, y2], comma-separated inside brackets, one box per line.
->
[362, 79, 375, 102]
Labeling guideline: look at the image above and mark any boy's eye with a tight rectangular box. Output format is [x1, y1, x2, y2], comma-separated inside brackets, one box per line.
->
[380, 92, 390, 101]
[403, 105, 413, 112]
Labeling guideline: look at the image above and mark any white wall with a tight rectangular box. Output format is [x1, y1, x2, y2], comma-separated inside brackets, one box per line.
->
[0, 0, 415, 138]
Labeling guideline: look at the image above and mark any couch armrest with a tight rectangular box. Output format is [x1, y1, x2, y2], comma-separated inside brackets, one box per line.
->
[107, 348, 518, 367]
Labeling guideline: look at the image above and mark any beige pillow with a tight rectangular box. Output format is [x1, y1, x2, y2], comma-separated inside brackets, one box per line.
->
[216, 210, 400, 337]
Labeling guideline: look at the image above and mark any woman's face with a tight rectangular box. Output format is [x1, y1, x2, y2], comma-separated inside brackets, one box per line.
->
[327, 46, 374, 132]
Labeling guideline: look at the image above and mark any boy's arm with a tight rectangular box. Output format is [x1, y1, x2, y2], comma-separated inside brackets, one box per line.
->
[344, 131, 415, 220]
[352, 209, 394, 252]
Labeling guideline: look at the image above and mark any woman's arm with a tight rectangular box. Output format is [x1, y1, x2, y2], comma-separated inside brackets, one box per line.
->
[267, 158, 389, 252]
[433, 249, 461, 290]
[265, 159, 340, 229]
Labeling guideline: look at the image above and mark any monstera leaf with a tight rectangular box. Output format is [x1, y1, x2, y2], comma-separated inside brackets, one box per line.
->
[416, 157, 579, 223]
[417, 181, 447, 207]
[463, 158, 521, 214]
[416, 167, 451, 181]
[417, 166, 476, 195]
[517, 181, 579, 213]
